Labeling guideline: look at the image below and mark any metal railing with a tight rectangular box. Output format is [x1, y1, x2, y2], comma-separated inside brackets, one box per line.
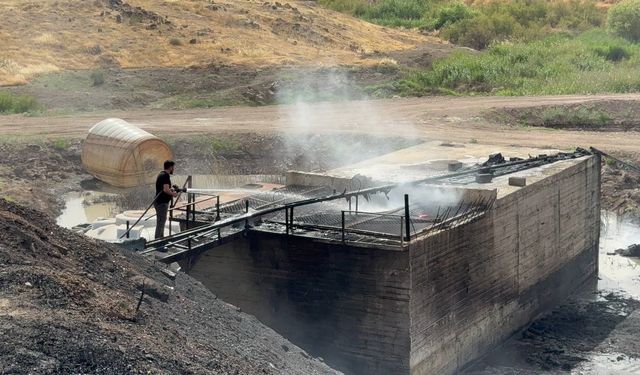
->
[340, 211, 407, 246]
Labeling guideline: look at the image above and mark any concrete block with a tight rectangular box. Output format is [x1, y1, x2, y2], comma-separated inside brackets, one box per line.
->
[508, 177, 527, 187]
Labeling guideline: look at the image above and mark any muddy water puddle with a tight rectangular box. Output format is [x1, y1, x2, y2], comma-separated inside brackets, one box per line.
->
[57, 174, 285, 229]
[598, 213, 640, 298]
[56, 191, 117, 229]
[465, 213, 640, 375]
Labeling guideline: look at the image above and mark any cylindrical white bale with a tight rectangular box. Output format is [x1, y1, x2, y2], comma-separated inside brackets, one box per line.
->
[81, 118, 173, 188]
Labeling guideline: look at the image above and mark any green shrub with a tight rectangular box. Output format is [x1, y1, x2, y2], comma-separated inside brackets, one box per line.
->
[52, 138, 71, 150]
[608, 0, 640, 42]
[439, 0, 603, 49]
[209, 137, 239, 154]
[320, 0, 603, 47]
[169, 38, 183, 46]
[90, 70, 105, 86]
[541, 107, 611, 128]
[320, 0, 430, 28]
[426, 3, 477, 30]
[0, 92, 40, 114]
[594, 45, 630, 62]
[392, 29, 640, 96]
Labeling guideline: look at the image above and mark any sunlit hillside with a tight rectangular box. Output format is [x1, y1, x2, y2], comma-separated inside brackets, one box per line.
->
[0, 0, 444, 86]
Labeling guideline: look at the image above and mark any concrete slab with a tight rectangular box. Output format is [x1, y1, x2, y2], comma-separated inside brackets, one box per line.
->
[318, 141, 559, 184]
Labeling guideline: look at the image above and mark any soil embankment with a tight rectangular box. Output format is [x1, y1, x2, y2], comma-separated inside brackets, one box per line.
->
[0, 133, 417, 218]
[0, 198, 339, 374]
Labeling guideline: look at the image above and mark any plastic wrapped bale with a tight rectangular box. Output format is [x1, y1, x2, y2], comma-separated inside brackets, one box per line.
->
[81, 118, 173, 187]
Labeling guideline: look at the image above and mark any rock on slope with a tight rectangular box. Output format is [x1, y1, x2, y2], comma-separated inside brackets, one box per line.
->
[0, 198, 339, 374]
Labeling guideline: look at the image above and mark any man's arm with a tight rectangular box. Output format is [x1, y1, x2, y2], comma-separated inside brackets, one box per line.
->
[163, 184, 178, 197]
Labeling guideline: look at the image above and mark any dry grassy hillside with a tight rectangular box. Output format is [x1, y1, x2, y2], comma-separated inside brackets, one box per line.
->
[0, 0, 439, 86]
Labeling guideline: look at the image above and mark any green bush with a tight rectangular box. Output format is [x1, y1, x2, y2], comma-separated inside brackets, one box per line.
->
[608, 0, 640, 42]
[52, 138, 71, 150]
[392, 30, 640, 96]
[320, 0, 603, 48]
[440, 0, 603, 49]
[426, 3, 477, 30]
[541, 107, 612, 128]
[594, 45, 630, 62]
[320, 0, 430, 28]
[0, 92, 40, 114]
[90, 70, 105, 86]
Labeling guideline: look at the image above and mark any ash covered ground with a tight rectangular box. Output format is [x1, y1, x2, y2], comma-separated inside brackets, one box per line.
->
[0, 199, 339, 374]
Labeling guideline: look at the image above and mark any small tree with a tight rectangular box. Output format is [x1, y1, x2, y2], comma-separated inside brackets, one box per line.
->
[608, 0, 640, 42]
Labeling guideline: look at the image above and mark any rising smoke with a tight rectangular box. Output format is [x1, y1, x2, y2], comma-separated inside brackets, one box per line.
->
[274, 68, 420, 173]
[274, 68, 464, 210]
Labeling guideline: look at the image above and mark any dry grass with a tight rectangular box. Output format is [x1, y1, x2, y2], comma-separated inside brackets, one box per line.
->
[0, 0, 437, 86]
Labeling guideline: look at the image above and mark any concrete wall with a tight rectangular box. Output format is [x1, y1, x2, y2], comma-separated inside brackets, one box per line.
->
[183, 233, 411, 375]
[183, 156, 600, 375]
[409, 156, 601, 374]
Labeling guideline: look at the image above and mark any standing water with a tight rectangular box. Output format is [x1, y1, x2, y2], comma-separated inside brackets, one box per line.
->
[56, 192, 117, 229]
[599, 212, 640, 298]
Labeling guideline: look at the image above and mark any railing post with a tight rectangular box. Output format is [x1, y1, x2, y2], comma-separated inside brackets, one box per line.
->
[187, 175, 193, 229]
[215, 195, 221, 221]
[341, 210, 346, 243]
[400, 217, 403, 247]
[289, 207, 294, 233]
[349, 196, 352, 211]
[404, 194, 410, 242]
[285, 207, 289, 235]
[126, 220, 130, 239]
[356, 195, 359, 212]
[169, 206, 173, 236]
[245, 200, 249, 228]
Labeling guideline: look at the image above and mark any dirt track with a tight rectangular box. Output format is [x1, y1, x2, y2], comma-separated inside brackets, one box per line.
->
[3, 94, 640, 154]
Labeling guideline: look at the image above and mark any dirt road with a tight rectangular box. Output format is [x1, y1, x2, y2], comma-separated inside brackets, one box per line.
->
[3, 94, 640, 153]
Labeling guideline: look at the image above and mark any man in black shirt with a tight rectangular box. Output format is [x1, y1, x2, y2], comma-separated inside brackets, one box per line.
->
[154, 160, 178, 245]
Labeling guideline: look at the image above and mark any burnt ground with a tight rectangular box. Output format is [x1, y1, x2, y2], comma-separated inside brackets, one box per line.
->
[0, 198, 338, 374]
[463, 291, 640, 374]
[0, 133, 418, 216]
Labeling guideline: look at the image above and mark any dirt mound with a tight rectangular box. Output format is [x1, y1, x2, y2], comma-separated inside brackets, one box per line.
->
[0, 198, 338, 374]
[0, 0, 445, 85]
[489, 100, 640, 131]
[601, 151, 640, 219]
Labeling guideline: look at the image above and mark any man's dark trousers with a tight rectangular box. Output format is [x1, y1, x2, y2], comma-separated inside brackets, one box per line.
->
[154, 202, 169, 239]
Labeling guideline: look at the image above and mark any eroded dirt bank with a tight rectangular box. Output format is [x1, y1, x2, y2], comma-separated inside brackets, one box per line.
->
[0, 133, 417, 217]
